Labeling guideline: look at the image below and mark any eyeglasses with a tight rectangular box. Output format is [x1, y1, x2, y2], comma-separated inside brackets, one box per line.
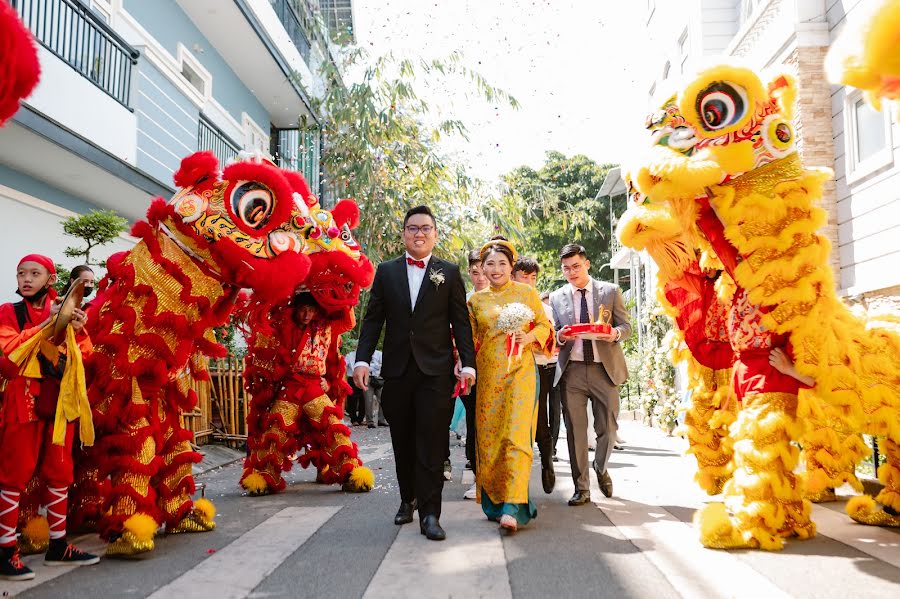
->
[562, 263, 585, 274]
[404, 225, 434, 235]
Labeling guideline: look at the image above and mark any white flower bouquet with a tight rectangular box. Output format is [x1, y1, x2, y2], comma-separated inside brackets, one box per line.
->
[496, 302, 535, 371]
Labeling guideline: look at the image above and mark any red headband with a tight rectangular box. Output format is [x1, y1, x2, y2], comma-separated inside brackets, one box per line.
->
[18, 254, 56, 275]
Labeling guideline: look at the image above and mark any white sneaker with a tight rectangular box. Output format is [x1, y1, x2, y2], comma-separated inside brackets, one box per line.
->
[464, 484, 477, 500]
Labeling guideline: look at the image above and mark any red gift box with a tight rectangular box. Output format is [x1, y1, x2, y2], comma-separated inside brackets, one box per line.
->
[568, 322, 612, 338]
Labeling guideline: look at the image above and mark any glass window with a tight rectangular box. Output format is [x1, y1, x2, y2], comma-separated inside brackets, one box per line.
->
[854, 98, 886, 163]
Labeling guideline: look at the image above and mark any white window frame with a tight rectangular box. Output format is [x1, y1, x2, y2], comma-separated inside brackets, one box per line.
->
[242, 113, 270, 157]
[177, 43, 212, 100]
[844, 89, 893, 185]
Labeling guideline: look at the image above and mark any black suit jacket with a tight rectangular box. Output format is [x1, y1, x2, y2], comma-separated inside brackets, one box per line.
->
[356, 255, 475, 378]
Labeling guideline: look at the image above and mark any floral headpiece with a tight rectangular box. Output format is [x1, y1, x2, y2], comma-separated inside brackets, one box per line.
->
[479, 239, 518, 263]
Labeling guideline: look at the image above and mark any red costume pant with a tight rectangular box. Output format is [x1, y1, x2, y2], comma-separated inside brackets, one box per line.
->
[0, 420, 76, 492]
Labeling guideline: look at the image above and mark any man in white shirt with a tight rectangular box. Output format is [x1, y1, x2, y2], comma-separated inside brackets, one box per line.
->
[365, 350, 387, 428]
[549, 244, 631, 506]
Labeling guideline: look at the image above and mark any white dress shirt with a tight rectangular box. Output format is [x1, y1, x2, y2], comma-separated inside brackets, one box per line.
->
[406, 252, 431, 310]
[567, 279, 599, 363]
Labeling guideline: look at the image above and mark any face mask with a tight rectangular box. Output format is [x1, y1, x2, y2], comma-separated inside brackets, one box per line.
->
[19, 284, 50, 302]
[83, 286, 94, 298]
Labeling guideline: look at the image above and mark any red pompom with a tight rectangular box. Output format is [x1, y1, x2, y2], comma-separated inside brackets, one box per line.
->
[173, 151, 220, 188]
[282, 170, 316, 207]
[0, 2, 41, 125]
[330, 199, 360, 229]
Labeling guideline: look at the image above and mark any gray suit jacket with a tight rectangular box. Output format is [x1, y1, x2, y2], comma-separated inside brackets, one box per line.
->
[550, 278, 632, 387]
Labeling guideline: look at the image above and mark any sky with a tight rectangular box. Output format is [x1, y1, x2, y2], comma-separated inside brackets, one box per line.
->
[352, 0, 651, 182]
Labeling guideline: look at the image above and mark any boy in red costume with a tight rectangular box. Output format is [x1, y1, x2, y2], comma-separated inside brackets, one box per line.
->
[0, 255, 98, 581]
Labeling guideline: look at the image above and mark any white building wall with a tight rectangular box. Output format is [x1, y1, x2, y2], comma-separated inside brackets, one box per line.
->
[25, 45, 137, 164]
[0, 185, 137, 305]
[828, 0, 900, 297]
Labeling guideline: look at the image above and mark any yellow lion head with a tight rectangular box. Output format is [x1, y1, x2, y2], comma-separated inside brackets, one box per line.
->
[631, 65, 799, 204]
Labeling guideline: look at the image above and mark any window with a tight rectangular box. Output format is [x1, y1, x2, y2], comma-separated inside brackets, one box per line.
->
[177, 44, 212, 99]
[845, 91, 893, 183]
[243, 114, 269, 156]
[678, 30, 689, 74]
[662, 61, 670, 81]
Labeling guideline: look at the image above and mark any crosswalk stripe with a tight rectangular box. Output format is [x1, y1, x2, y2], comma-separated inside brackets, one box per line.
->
[811, 503, 900, 568]
[146, 506, 340, 599]
[597, 498, 793, 599]
[0, 534, 106, 597]
[363, 501, 513, 599]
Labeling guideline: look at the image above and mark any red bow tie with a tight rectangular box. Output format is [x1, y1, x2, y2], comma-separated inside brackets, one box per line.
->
[407, 257, 426, 269]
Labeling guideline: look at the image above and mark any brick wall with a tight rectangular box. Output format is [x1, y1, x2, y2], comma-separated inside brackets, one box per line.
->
[783, 46, 842, 280]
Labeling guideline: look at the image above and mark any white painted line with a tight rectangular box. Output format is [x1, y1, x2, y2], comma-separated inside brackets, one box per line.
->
[147, 506, 339, 599]
[0, 534, 106, 597]
[358, 441, 395, 465]
[598, 498, 793, 599]
[812, 503, 900, 568]
[363, 501, 512, 599]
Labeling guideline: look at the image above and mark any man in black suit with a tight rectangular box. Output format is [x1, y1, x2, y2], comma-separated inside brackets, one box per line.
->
[353, 205, 476, 541]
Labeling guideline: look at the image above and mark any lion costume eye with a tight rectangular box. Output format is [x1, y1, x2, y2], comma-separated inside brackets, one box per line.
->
[340, 224, 359, 248]
[230, 181, 275, 230]
[696, 82, 748, 131]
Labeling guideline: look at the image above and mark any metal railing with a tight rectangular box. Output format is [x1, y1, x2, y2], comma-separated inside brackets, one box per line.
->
[271, 127, 321, 195]
[270, 0, 311, 63]
[198, 114, 240, 166]
[12, 0, 139, 109]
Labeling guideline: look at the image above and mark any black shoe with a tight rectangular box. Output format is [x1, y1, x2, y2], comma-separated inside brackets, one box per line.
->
[378, 421, 389, 427]
[44, 539, 100, 566]
[394, 500, 417, 525]
[541, 466, 556, 494]
[419, 515, 446, 541]
[464, 460, 473, 470]
[0, 546, 35, 581]
[598, 469, 613, 498]
[567, 491, 591, 506]
[613, 444, 624, 450]
[368, 423, 376, 429]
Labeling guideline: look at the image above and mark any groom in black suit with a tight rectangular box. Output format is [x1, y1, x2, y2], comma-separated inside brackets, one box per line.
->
[354, 205, 476, 541]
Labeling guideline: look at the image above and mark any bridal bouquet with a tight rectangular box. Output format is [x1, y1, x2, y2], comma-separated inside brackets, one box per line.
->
[496, 302, 535, 371]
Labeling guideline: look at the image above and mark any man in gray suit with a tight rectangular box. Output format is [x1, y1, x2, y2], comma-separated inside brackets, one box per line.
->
[549, 244, 631, 506]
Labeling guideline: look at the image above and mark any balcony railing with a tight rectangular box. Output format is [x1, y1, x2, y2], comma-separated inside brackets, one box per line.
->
[271, 127, 321, 196]
[198, 115, 240, 166]
[12, 0, 139, 109]
[270, 0, 312, 63]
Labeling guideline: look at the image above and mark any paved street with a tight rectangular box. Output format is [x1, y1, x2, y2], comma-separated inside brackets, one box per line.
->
[3, 420, 899, 599]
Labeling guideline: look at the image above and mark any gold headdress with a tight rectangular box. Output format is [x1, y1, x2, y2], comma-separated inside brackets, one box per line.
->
[479, 239, 518, 263]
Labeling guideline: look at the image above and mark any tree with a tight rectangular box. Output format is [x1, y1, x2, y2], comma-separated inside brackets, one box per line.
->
[501, 152, 616, 290]
[61, 209, 128, 266]
[312, 49, 522, 267]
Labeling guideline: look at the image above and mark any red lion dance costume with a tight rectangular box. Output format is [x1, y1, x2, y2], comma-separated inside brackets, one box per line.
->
[58, 151, 316, 557]
[239, 192, 375, 495]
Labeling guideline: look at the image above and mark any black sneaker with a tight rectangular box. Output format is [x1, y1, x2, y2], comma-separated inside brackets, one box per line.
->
[44, 539, 100, 567]
[1, 546, 35, 581]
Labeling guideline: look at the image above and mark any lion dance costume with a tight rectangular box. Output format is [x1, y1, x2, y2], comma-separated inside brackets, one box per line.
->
[618, 60, 900, 550]
[239, 193, 375, 496]
[50, 151, 315, 557]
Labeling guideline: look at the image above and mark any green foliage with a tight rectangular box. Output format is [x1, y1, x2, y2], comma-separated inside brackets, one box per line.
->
[52, 263, 71, 294]
[312, 49, 522, 268]
[61, 210, 128, 266]
[501, 152, 617, 291]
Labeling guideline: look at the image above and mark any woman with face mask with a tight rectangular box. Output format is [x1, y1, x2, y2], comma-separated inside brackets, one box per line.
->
[60, 265, 96, 307]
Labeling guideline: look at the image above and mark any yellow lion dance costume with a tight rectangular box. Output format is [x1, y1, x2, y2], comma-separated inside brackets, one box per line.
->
[620, 61, 900, 550]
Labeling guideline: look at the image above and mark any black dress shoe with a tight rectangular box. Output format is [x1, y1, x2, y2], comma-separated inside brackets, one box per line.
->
[541, 466, 556, 494]
[568, 491, 591, 506]
[419, 515, 446, 541]
[394, 500, 417, 525]
[599, 470, 613, 498]
[368, 423, 376, 429]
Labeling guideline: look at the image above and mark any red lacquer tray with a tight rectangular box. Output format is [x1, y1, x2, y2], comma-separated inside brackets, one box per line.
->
[568, 322, 611, 339]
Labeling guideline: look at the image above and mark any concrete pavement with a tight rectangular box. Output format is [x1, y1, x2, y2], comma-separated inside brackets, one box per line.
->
[3, 420, 899, 598]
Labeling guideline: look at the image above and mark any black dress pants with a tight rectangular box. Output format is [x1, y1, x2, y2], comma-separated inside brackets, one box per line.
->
[381, 359, 456, 519]
[535, 364, 555, 468]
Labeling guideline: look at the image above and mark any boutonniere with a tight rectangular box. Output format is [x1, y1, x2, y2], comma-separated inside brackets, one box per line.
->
[429, 268, 445, 287]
